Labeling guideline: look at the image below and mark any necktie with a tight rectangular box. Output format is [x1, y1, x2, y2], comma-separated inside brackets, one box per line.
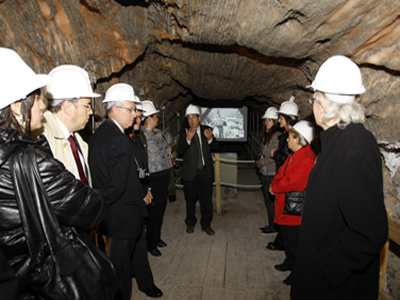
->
[68, 135, 88, 185]
[194, 132, 204, 170]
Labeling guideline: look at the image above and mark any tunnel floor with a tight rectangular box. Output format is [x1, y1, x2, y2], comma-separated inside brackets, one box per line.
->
[129, 142, 400, 300]
[131, 161, 292, 300]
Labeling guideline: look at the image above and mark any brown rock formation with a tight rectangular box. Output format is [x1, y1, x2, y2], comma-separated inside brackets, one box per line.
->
[0, 0, 399, 215]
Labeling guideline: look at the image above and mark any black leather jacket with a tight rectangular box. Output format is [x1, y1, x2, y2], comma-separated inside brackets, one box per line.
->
[0, 128, 104, 279]
[273, 130, 291, 170]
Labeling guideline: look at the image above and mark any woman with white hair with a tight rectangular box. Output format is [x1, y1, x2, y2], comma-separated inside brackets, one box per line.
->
[291, 56, 388, 300]
[269, 120, 316, 286]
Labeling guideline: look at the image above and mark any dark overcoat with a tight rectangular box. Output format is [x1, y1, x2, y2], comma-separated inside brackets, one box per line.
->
[291, 123, 388, 300]
[89, 119, 145, 240]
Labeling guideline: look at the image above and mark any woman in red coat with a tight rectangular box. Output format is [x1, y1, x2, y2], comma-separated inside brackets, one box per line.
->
[270, 120, 316, 285]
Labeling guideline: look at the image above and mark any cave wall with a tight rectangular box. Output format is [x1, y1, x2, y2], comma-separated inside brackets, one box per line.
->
[0, 0, 399, 216]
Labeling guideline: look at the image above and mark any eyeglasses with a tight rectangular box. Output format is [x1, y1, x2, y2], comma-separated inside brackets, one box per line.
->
[187, 115, 198, 120]
[117, 106, 137, 113]
[73, 103, 93, 111]
[308, 97, 316, 104]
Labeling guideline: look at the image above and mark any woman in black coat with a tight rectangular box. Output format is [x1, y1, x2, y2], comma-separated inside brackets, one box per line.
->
[291, 55, 388, 300]
[0, 48, 105, 299]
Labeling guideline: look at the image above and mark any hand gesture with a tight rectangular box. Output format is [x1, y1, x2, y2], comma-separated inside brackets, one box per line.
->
[203, 128, 214, 141]
[269, 149, 276, 158]
[186, 128, 196, 141]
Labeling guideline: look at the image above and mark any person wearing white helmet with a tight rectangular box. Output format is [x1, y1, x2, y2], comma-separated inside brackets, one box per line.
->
[0, 49, 107, 298]
[269, 120, 316, 286]
[292, 56, 388, 300]
[40, 64, 101, 186]
[139, 100, 173, 257]
[267, 96, 299, 252]
[178, 104, 218, 236]
[272, 96, 299, 169]
[89, 83, 163, 299]
[257, 107, 281, 235]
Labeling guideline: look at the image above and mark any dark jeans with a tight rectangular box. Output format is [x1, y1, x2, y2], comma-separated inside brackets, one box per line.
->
[183, 168, 213, 229]
[261, 174, 275, 229]
[147, 169, 170, 251]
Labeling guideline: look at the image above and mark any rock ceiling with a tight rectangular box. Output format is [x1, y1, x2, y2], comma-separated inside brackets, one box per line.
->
[0, 0, 399, 213]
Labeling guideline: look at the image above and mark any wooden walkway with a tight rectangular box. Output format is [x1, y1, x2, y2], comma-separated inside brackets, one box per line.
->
[131, 164, 292, 300]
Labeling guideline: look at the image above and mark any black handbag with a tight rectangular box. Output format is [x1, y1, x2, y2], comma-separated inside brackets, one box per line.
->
[11, 144, 118, 300]
[283, 191, 305, 216]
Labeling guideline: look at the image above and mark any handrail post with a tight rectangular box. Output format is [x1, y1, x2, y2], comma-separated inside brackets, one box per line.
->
[215, 153, 222, 214]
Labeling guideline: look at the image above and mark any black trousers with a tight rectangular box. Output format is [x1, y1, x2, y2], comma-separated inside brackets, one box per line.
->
[261, 174, 275, 230]
[108, 226, 154, 300]
[147, 169, 170, 251]
[280, 225, 300, 269]
[183, 168, 213, 229]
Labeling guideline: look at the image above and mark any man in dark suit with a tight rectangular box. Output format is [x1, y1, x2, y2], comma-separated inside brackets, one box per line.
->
[178, 104, 219, 236]
[89, 83, 162, 300]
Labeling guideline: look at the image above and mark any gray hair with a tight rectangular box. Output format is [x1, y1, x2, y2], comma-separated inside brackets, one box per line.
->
[315, 91, 365, 129]
[48, 98, 76, 113]
[105, 101, 119, 116]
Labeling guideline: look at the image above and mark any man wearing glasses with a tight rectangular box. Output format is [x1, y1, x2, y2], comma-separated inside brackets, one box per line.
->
[89, 83, 163, 299]
[41, 64, 100, 186]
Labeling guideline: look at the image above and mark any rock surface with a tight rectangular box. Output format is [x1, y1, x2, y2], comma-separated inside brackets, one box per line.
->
[0, 0, 399, 215]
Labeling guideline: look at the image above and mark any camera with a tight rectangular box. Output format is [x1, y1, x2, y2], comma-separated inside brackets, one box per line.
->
[138, 168, 150, 179]
[256, 154, 264, 161]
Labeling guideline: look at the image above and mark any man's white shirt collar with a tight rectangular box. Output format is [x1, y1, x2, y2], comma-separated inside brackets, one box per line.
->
[110, 118, 125, 133]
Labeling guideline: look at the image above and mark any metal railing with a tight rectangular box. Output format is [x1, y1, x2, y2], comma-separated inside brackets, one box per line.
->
[175, 153, 262, 214]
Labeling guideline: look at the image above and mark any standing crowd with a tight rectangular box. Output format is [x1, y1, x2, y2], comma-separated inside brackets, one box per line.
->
[257, 55, 388, 299]
[0, 46, 389, 300]
[0, 47, 218, 300]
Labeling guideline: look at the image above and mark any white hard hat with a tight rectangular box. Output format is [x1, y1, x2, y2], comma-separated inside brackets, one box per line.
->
[46, 65, 100, 105]
[292, 120, 314, 145]
[103, 83, 140, 103]
[262, 107, 278, 120]
[185, 104, 200, 116]
[135, 101, 144, 111]
[0, 48, 51, 109]
[278, 96, 299, 118]
[309, 55, 366, 103]
[141, 100, 160, 117]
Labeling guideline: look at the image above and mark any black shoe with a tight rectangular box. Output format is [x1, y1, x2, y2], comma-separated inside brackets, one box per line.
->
[201, 227, 215, 236]
[266, 241, 284, 251]
[259, 225, 268, 231]
[283, 274, 292, 285]
[186, 226, 194, 234]
[260, 227, 277, 235]
[274, 262, 292, 272]
[157, 239, 167, 248]
[149, 248, 162, 257]
[141, 285, 163, 298]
